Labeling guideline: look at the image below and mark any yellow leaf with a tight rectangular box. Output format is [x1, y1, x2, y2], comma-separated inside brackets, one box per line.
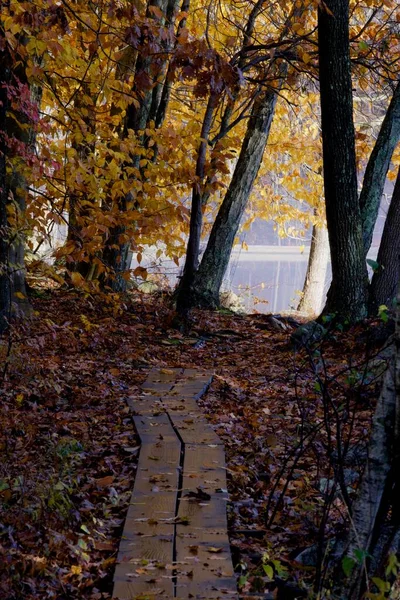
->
[71, 565, 82, 575]
[14, 291, 25, 299]
[70, 272, 85, 288]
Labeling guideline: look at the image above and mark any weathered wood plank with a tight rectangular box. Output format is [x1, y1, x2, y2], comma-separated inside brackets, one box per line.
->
[113, 417, 180, 599]
[183, 444, 227, 474]
[113, 562, 174, 599]
[171, 370, 213, 400]
[146, 367, 183, 383]
[169, 415, 222, 446]
[161, 397, 203, 413]
[113, 367, 239, 599]
[170, 384, 212, 400]
[133, 414, 177, 443]
[175, 528, 237, 599]
[118, 521, 174, 561]
[178, 445, 229, 530]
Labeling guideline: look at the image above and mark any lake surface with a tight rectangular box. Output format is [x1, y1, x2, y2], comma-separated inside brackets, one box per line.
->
[140, 245, 323, 314]
[140, 244, 379, 314]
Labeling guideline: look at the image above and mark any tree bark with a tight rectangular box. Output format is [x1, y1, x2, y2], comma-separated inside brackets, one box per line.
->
[369, 165, 400, 314]
[186, 75, 283, 309]
[0, 24, 38, 330]
[298, 220, 330, 316]
[318, 0, 369, 322]
[0, 30, 11, 333]
[66, 82, 96, 280]
[325, 264, 400, 600]
[360, 80, 400, 255]
[329, 351, 396, 599]
[175, 92, 219, 313]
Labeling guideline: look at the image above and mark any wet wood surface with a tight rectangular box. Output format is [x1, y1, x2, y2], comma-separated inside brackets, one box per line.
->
[112, 368, 238, 599]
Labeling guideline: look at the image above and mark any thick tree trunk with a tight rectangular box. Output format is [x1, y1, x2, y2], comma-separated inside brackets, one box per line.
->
[0, 26, 38, 330]
[360, 80, 400, 255]
[186, 77, 282, 309]
[297, 221, 330, 315]
[176, 93, 219, 313]
[369, 165, 400, 314]
[327, 273, 400, 599]
[330, 351, 396, 599]
[318, 0, 368, 322]
[0, 37, 11, 333]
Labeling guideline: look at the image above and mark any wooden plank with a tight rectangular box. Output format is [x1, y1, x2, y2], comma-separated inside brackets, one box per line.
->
[170, 370, 213, 400]
[127, 395, 165, 415]
[175, 528, 237, 599]
[113, 562, 174, 599]
[183, 444, 227, 473]
[178, 445, 229, 530]
[169, 415, 222, 446]
[118, 521, 174, 561]
[162, 397, 204, 415]
[182, 368, 214, 382]
[114, 368, 239, 599]
[142, 381, 176, 394]
[146, 367, 182, 383]
[170, 383, 212, 400]
[113, 428, 180, 599]
[133, 415, 177, 443]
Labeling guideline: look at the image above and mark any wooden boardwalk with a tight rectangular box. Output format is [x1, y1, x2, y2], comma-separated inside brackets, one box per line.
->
[112, 368, 238, 600]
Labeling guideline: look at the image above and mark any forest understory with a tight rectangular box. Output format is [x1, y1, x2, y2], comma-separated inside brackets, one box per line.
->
[0, 287, 391, 599]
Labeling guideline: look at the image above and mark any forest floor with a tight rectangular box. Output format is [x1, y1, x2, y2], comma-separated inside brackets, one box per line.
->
[0, 288, 389, 599]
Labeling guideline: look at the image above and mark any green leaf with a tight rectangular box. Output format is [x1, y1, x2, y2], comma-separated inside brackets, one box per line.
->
[342, 555, 356, 577]
[385, 553, 400, 577]
[263, 564, 274, 579]
[0, 480, 10, 492]
[378, 305, 389, 323]
[371, 577, 390, 593]
[354, 548, 371, 562]
[80, 524, 90, 534]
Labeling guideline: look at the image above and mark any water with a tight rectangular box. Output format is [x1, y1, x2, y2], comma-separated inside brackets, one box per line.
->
[141, 244, 378, 314]
[141, 245, 317, 314]
[227, 247, 312, 313]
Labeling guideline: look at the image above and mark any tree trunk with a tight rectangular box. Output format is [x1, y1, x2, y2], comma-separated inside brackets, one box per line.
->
[0, 24, 39, 330]
[66, 83, 95, 280]
[318, 0, 368, 322]
[175, 93, 219, 313]
[151, 0, 185, 128]
[297, 220, 330, 316]
[329, 350, 396, 599]
[369, 165, 400, 314]
[360, 80, 400, 255]
[327, 271, 400, 599]
[102, 0, 176, 291]
[186, 75, 283, 309]
[0, 32, 11, 333]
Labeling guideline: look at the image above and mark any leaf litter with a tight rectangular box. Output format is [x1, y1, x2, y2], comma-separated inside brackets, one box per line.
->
[0, 290, 385, 598]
